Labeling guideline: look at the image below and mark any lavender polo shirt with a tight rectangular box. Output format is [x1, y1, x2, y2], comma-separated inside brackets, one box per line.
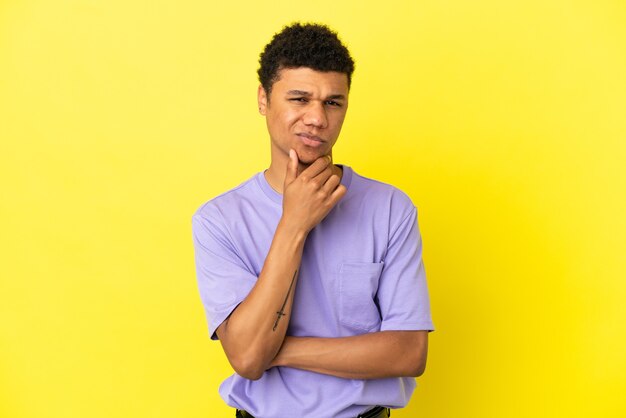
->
[192, 166, 434, 418]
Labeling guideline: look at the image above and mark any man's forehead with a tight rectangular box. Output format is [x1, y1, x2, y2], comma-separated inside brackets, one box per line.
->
[273, 67, 349, 94]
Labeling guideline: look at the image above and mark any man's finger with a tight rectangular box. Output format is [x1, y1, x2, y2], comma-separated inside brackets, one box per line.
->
[321, 173, 341, 194]
[284, 149, 298, 185]
[299, 155, 331, 180]
[312, 166, 334, 188]
[328, 184, 347, 205]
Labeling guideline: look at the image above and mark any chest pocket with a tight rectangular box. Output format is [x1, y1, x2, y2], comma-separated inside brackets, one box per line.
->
[339, 262, 384, 332]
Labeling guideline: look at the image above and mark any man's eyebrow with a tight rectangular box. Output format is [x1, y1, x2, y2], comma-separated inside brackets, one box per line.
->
[285, 90, 346, 100]
[286, 90, 312, 96]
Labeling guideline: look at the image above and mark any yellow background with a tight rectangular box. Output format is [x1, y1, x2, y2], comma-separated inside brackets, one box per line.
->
[1, 0, 625, 417]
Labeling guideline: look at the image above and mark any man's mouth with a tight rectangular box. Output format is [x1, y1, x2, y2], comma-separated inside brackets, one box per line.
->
[297, 133, 326, 148]
[297, 132, 325, 142]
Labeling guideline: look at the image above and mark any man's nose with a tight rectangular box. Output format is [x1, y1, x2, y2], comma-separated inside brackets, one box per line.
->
[303, 102, 328, 128]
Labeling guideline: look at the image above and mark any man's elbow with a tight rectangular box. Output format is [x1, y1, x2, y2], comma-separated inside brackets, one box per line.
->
[406, 331, 428, 377]
[412, 358, 427, 377]
[229, 355, 266, 381]
[217, 324, 269, 381]
[236, 367, 265, 381]
[402, 355, 427, 377]
[405, 340, 428, 377]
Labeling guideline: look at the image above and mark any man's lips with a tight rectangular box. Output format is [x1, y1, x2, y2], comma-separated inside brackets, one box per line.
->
[297, 133, 326, 148]
[296, 132, 325, 142]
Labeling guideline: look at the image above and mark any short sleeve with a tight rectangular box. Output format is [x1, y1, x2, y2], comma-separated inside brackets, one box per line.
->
[191, 210, 258, 340]
[376, 206, 434, 332]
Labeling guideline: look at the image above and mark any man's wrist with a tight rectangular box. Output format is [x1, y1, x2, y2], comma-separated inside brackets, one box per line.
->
[276, 218, 308, 243]
[268, 337, 291, 369]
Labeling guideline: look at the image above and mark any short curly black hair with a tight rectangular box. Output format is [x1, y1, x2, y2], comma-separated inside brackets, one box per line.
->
[257, 22, 355, 96]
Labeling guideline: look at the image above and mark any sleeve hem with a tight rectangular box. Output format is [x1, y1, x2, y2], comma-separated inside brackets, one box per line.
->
[208, 302, 244, 341]
[380, 322, 435, 332]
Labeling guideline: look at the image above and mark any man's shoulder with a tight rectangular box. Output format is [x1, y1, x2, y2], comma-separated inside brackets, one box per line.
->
[348, 167, 416, 214]
[192, 172, 261, 221]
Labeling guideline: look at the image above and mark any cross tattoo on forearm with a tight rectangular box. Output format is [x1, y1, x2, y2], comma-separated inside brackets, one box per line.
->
[272, 269, 298, 331]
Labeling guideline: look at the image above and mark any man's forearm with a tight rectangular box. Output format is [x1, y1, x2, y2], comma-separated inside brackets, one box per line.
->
[217, 219, 306, 380]
[269, 330, 429, 379]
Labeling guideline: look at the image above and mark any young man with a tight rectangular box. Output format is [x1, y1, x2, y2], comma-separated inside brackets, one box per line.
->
[192, 23, 434, 418]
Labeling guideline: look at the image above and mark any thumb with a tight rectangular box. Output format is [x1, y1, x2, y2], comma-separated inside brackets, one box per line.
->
[284, 149, 298, 185]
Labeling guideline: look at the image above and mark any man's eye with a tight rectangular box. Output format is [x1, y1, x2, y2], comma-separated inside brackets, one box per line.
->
[325, 100, 341, 107]
[290, 98, 308, 103]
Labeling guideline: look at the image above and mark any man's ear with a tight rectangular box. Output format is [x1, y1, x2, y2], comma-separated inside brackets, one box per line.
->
[257, 85, 268, 115]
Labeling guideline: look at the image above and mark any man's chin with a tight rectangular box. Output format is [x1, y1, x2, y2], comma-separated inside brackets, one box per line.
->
[293, 148, 327, 166]
[297, 157, 316, 167]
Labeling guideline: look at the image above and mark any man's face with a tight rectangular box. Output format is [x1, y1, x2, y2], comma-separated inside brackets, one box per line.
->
[258, 67, 349, 166]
